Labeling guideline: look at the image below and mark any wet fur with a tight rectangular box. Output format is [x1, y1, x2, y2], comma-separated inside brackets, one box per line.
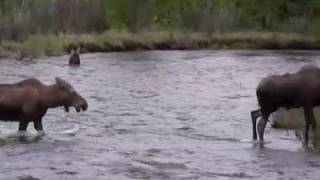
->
[0, 78, 88, 132]
[251, 64, 320, 145]
[69, 48, 80, 65]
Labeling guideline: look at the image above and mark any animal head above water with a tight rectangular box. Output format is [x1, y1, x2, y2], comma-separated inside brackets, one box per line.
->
[55, 77, 88, 112]
[69, 47, 81, 65]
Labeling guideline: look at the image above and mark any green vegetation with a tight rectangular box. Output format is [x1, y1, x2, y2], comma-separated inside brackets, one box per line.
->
[272, 109, 306, 130]
[0, 0, 320, 59]
[1, 31, 319, 59]
[272, 108, 320, 148]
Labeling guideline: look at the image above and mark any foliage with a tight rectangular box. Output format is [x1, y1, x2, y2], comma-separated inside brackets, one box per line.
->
[0, 0, 320, 58]
[0, 0, 319, 38]
[0, 30, 318, 59]
[103, 0, 320, 34]
[0, 0, 107, 41]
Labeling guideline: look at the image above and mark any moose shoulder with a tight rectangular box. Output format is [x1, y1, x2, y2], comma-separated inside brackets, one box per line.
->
[251, 64, 320, 145]
[0, 77, 88, 132]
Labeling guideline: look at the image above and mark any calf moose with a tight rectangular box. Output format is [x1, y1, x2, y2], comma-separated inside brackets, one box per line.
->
[69, 47, 81, 65]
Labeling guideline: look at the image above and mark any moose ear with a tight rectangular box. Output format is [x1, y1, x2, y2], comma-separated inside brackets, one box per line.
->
[55, 77, 66, 88]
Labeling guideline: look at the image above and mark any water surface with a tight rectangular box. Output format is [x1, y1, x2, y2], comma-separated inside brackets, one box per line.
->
[0, 50, 320, 179]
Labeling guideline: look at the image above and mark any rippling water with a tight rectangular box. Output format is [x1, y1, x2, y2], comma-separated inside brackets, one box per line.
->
[0, 50, 320, 179]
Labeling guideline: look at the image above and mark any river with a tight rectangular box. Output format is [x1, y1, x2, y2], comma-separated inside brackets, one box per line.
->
[0, 50, 320, 179]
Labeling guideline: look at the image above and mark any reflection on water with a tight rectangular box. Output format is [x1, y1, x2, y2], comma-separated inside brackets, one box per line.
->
[0, 50, 320, 179]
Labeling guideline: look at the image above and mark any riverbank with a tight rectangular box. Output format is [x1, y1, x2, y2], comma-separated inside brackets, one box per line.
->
[1, 30, 320, 59]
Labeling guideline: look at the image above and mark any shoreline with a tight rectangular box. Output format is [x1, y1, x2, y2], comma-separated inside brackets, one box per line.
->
[1, 31, 319, 60]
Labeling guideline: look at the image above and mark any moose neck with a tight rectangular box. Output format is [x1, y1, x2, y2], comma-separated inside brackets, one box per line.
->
[42, 84, 69, 108]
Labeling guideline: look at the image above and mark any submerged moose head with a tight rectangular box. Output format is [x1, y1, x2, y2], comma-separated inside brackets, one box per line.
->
[0, 77, 88, 132]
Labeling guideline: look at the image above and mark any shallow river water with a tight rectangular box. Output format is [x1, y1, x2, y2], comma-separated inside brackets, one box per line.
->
[0, 50, 320, 179]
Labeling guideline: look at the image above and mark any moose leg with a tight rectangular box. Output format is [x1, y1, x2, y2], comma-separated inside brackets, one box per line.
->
[18, 120, 29, 131]
[34, 118, 45, 136]
[251, 109, 261, 140]
[303, 106, 316, 145]
[257, 113, 269, 141]
[34, 119, 43, 131]
[312, 114, 317, 145]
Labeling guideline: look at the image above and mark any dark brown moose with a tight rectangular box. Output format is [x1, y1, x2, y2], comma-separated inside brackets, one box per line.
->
[251, 64, 320, 145]
[0, 77, 88, 132]
[69, 48, 81, 65]
[297, 64, 319, 74]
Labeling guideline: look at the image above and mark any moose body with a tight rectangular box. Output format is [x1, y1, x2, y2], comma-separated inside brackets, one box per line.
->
[297, 64, 319, 73]
[0, 77, 88, 132]
[251, 64, 320, 145]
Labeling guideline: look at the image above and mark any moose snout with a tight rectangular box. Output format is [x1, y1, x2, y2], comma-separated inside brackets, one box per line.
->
[73, 98, 88, 112]
[81, 100, 88, 111]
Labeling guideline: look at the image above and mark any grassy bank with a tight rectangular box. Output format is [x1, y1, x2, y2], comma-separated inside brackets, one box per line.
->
[1, 30, 320, 59]
[272, 108, 320, 148]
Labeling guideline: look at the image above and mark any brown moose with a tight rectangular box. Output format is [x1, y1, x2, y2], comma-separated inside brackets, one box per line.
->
[0, 77, 88, 133]
[251, 64, 320, 145]
[69, 47, 81, 65]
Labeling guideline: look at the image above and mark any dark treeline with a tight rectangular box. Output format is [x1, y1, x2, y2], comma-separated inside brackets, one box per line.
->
[0, 0, 107, 41]
[104, 0, 320, 33]
[1, 0, 320, 41]
[1, 0, 320, 58]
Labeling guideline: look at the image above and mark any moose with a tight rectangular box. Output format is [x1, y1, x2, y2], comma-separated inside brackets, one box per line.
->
[69, 47, 81, 65]
[251, 64, 320, 145]
[0, 77, 88, 133]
